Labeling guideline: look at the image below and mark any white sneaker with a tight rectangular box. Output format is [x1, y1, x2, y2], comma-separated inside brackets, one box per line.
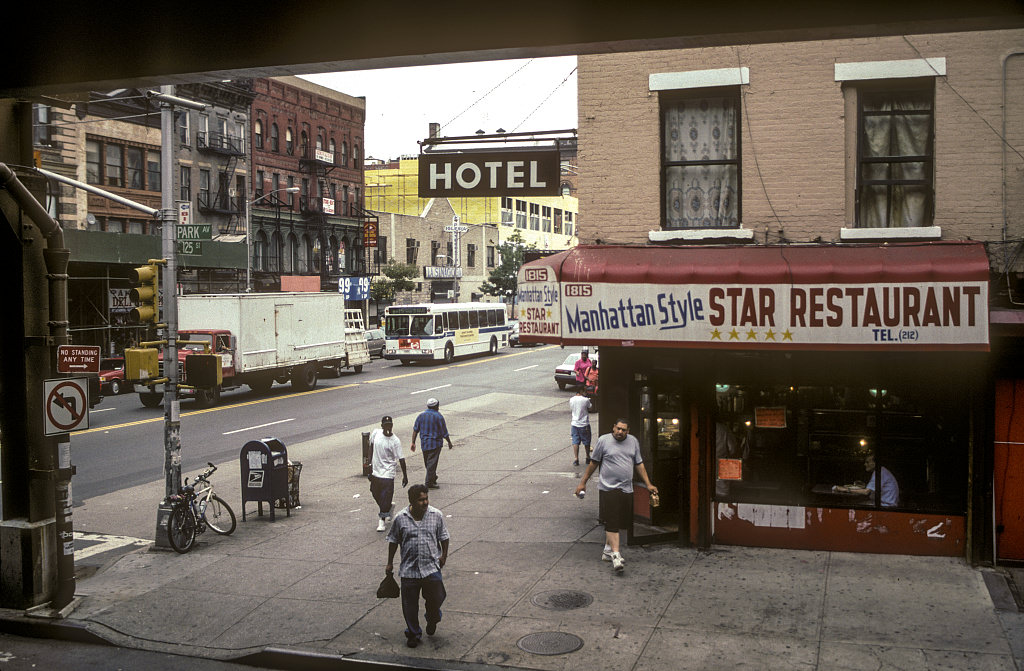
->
[376, 519, 386, 532]
[611, 552, 624, 573]
[601, 544, 613, 561]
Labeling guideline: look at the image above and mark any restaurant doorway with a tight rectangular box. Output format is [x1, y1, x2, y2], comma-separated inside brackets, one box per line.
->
[629, 380, 689, 545]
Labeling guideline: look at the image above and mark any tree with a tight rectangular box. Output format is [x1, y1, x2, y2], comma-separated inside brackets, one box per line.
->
[371, 260, 418, 304]
[479, 230, 533, 298]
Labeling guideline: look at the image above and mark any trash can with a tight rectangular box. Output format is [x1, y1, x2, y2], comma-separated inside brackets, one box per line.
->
[275, 461, 302, 509]
[240, 437, 290, 521]
[362, 431, 372, 477]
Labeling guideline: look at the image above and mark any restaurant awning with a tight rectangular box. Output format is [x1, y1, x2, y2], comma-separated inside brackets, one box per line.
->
[516, 242, 991, 351]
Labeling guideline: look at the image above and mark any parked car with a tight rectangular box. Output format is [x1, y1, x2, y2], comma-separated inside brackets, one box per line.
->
[365, 328, 385, 358]
[554, 350, 598, 390]
[99, 356, 126, 395]
[509, 320, 520, 347]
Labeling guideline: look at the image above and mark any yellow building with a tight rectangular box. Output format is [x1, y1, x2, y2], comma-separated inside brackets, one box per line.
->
[365, 156, 579, 250]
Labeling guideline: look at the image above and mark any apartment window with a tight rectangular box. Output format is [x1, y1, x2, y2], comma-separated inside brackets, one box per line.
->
[146, 150, 160, 192]
[565, 211, 574, 237]
[105, 144, 123, 187]
[254, 119, 263, 149]
[300, 128, 310, 158]
[32, 104, 52, 146]
[235, 121, 245, 149]
[554, 208, 563, 234]
[255, 170, 265, 199]
[486, 245, 496, 268]
[353, 143, 361, 168]
[856, 83, 934, 228]
[199, 169, 210, 208]
[176, 111, 190, 145]
[501, 197, 513, 225]
[341, 142, 348, 167]
[287, 176, 296, 207]
[662, 92, 740, 228]
[375, 235, 388, 264]
[561, 182, 572, 197]
[125, 146, 144, 189]
[316, 128, 325, 151]
[541, 206, 552, 232]
[180, 166, 191, 201]
[515, 200, 527, 228]
[529, 203, 540, 230]
[86, 139, 101, 184]
[406, 238, 420, 264]
[354, 187, 360, 207]
[286, 127, 294, 155]
[446, 241, 453, 260]
[467, 244, 476, 268]
[199, 115, 209, 147]
[270, 123, 279, 152]
[431, 240, 441, 265]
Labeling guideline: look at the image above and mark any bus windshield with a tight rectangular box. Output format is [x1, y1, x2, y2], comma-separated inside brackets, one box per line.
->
[385, 315, 410, 337]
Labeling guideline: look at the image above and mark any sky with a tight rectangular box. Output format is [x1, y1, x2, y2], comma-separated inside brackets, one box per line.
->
[300, 56, 577, 161]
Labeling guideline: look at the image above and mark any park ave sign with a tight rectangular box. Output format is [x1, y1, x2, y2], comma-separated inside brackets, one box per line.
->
[419, 148, 560, 197]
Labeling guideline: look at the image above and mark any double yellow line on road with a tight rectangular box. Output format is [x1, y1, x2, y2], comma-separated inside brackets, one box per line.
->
[74, 346, 554, 435]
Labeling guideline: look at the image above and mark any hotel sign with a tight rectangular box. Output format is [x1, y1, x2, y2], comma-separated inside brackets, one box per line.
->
[419, 148, 560, 197]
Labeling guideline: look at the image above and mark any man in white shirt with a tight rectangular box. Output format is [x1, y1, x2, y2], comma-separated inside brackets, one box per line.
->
[369, 415, 408, 531]
[569, 388, 593, 466]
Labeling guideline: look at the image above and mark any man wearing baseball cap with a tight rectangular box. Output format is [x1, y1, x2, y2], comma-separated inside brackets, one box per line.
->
[369, 415, 408, 531]
[411, 398, 452, 489]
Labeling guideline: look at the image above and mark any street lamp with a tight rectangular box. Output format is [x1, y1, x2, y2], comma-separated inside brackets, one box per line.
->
[245, 186, 299, 291]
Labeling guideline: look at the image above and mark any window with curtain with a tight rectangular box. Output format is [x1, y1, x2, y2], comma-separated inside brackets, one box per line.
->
[662, 93, 740, 229]
[856, 84, 934, 228]
[125, 146, 143, 189]
[147, 150, 160, 192]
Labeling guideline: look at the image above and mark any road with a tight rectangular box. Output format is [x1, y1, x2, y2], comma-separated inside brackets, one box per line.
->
[69, 344, 569, 504]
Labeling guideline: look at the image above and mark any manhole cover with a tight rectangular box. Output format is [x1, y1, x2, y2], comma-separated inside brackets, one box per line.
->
[516, 631, 584, 656]
[531, 589, 593, 610]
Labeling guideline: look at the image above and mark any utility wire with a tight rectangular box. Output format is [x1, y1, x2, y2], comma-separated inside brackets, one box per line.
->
[440, 60, 534, 132]
[511, 66, 577, 132]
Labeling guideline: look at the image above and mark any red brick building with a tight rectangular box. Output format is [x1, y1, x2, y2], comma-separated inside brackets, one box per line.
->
[249, 76, 375, 294]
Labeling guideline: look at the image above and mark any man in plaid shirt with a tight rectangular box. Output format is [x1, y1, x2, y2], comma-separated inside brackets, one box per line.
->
[386, 484, 450, 647]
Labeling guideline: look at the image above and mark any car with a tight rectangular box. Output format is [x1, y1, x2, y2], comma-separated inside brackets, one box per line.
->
[509, 320, 520, 347]
[364, 328, 385, 358]
[554, 350, 598, 390]
[99, 356, 126, 395]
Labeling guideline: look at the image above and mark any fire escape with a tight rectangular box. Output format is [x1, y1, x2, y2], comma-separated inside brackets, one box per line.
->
[197, 130, 246, 233]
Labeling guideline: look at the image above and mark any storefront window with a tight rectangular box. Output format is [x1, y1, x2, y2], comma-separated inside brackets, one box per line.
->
[714, 381, 967, 514]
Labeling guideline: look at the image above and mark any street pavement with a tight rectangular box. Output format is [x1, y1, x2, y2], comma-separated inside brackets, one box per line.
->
[2, 389, 1023, 670]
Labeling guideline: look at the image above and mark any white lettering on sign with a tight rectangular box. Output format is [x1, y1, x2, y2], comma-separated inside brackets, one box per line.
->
[420, 150, 559, 196]
[456, 163, 481, 189]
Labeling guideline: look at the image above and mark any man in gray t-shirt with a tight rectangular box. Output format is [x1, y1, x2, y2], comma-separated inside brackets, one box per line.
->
[574, 418, 658, 573]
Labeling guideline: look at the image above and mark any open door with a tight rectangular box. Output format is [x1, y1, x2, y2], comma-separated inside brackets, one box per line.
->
[996, 379, 1024, 562]
[629, 381, 688, 545]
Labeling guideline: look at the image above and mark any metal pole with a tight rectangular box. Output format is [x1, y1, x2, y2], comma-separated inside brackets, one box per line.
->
[154, 85, 182, 548]
[245, 197, 252, 291]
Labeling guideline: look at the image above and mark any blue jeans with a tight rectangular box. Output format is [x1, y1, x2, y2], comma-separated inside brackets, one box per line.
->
[422, 448, 441, 486]
[369, 475, 395, 519]
[401, 572, 446, 640]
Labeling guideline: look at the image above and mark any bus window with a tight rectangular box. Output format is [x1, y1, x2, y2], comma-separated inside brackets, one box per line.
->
[497, 310, 506, 325]
[385, 315, 410, 336]
[488, 309, 498, 326]
[435, 318, 444, 334]
[469, 310, 479, 328]
[459, 311, 469, 329]
[476, 310, 486, 326]
[411, 315, 434, 336]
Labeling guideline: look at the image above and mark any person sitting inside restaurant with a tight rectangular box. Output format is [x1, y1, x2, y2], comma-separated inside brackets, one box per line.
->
[835, 451, 900, 507]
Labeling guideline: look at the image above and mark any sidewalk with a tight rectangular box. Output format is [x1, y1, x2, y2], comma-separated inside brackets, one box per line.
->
[5, 390, 1024, 670]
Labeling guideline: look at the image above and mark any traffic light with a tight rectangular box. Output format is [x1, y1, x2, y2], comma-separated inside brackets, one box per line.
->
[129, 259, 163, 324]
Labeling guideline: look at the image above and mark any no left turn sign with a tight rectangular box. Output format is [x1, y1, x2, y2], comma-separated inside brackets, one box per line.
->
[44, 378, 90, 435]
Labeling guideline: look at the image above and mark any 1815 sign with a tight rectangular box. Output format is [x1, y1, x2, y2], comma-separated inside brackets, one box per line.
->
[418, 148, 560, 197]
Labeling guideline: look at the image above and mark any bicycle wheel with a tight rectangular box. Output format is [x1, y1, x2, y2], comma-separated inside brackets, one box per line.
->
[204, 495, 237, 535]
[167, 503, 197, 553]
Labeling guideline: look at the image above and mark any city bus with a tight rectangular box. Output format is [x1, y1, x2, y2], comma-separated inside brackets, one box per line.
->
[383, 302, 511, 364]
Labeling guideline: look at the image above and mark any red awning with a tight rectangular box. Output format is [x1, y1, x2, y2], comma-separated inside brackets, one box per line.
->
[518, 241, 992, 352]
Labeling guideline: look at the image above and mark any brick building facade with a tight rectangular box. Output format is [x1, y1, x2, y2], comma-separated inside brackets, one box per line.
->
[519, 28, 1024, 563]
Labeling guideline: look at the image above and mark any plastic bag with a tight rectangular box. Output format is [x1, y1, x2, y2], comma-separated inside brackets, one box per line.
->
[376, 571, 400, 598]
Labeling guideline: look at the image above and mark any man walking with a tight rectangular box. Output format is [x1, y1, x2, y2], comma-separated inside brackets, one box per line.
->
[569, 387, 592, 466]
[574, 418, 658, 574]
[386, 484, 450, 648]
[411, 398, 452, 489]
[369, 415, 408, 532]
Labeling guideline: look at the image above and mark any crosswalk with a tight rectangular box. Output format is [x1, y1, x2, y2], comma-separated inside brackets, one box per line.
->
[73, 531, 150, 560]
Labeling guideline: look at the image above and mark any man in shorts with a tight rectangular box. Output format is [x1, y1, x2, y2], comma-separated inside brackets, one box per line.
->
[569, 388, 593, 466]
[574, 418, 658, 573]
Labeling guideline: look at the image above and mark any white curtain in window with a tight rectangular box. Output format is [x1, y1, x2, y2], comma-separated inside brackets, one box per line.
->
[860, 97, 930, 228]
[664, 97, 738, 228]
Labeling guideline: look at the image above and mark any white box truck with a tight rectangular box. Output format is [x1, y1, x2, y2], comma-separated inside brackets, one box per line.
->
[135, 293, 370, 408]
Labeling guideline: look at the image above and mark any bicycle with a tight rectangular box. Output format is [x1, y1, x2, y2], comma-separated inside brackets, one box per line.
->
[166, 462, 236, 553]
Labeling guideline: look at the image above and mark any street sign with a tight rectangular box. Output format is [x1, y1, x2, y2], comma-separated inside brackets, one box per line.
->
[44, 378, 90, 435]
[444, 225, 469, 233]
[57, 345, 101, 373]
[175, 223, 212, 241]
[177, 240, 203, 255]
